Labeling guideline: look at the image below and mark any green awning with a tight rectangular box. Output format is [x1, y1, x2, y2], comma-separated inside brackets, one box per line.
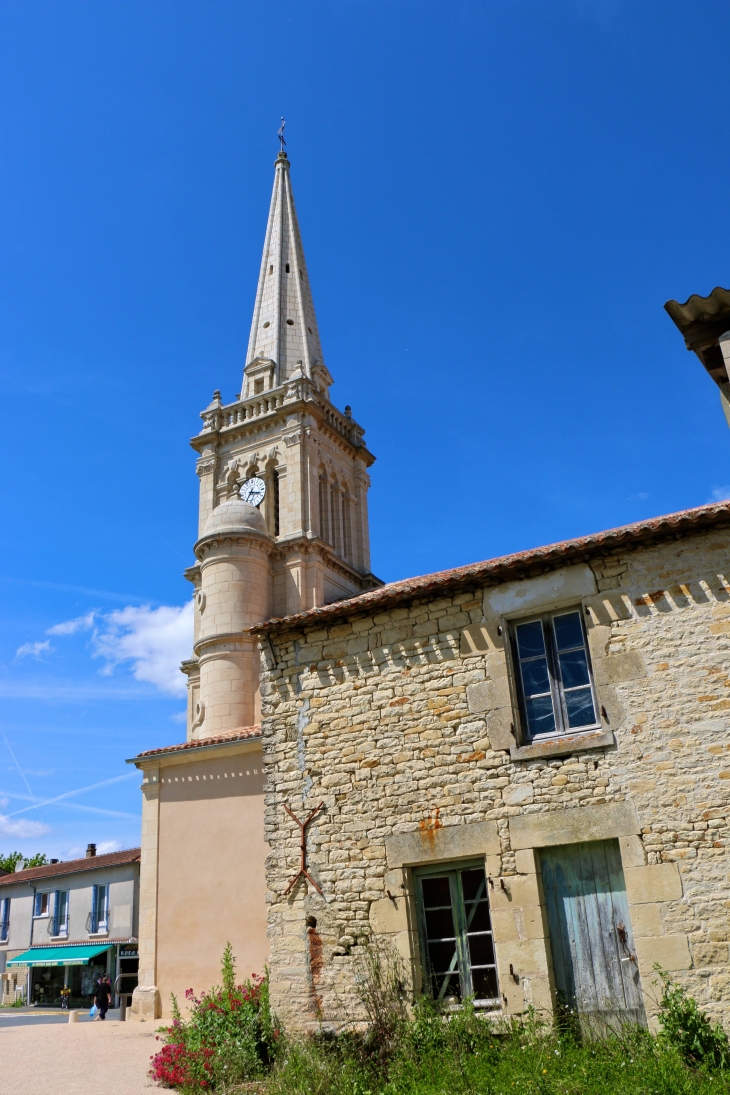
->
[7, 944, 112, 967]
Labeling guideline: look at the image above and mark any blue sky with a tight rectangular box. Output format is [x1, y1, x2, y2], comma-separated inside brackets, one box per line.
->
[0, 0, 728, 859]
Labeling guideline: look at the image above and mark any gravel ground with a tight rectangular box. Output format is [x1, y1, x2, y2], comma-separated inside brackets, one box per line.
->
[0, 1017, 160, 1094]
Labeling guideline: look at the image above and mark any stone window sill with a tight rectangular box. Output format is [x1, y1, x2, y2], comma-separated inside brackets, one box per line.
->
[510, 727, 614, 761]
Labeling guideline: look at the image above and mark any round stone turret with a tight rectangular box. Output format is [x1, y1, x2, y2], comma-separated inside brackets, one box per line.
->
[201, 497, 268, 539]
[192, 497, 273, 740]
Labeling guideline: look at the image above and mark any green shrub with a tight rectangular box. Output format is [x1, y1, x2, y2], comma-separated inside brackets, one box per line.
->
[150, 943, 277, 1091]
[655, 965, 730, 1070]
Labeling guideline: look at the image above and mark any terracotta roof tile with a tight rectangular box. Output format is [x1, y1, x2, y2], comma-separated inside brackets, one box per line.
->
[0, 848, 140, 886]
[132, 726, 261, 762]
[252, 500, 730, 635]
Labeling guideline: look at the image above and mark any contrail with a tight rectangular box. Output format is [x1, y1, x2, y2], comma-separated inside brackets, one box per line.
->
[1, 731, 34, 801]
[54, 802, 139, 821]
[7, 772, 137, 817]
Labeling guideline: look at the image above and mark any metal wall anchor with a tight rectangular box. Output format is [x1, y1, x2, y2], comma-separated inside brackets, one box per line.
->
[283, 801, 325, 896]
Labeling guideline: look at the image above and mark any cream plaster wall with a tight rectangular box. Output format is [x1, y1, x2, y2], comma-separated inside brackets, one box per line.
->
[150, 746, 269, 1018]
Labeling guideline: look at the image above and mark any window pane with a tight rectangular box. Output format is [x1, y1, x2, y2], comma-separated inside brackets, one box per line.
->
[433, 972, 462, 1000]
[553, 611, 584, 650]
[427, 940, 458, 973]
[461, 869, 487, 902]
[520, 657, 550, 696]
[463, 902, 492, 933]
[425, 906, 456, 940]
[516, 620, 546, 659]
[472, 966, 499, 1000]
[565, 687, 596, 728]
[525, 694, 556, 736]
[558, 648, 591, 689]
[421, 876, 451, 907]
[468, 933, 496, 967]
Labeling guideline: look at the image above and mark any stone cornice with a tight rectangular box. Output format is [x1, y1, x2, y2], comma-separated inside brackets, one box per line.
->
[194, 529, 274, 562]
[190, 380, 375, 467]
[193, 632, 258, 657]
[272, 534, 382, 588]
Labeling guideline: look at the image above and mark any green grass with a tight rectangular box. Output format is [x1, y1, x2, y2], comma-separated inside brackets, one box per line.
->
[263, 1004, 730, 1095]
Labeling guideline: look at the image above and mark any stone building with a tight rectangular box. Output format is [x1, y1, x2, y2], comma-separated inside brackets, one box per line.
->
[130, 144, 730, 1031]
[254, 503, 730, 1030]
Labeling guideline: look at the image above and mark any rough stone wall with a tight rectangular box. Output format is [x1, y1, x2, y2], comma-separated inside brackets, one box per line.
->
[259, 526, 730, 1028]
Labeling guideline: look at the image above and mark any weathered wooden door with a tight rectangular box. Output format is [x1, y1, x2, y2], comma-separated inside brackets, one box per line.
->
[540, 839, 645, 1031]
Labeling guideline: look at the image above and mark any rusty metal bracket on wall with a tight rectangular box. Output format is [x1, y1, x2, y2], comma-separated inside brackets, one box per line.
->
[283, 801, 325, 896]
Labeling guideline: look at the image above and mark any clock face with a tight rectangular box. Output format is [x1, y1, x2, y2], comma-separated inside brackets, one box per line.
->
[239, 476, 266, 507]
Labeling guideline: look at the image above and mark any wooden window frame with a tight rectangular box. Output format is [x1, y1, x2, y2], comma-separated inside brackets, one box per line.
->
[509, 606, 600, 744]
[414, 858, 500, 1009]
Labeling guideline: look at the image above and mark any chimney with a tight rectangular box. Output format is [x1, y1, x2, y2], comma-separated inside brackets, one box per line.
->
[86, 843, 96, 858]
[50, 859, 59, 864]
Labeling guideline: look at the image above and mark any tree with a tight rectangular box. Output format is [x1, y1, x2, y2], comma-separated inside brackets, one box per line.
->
[0, 851, 48, 872]
[22, 853, 48, 869]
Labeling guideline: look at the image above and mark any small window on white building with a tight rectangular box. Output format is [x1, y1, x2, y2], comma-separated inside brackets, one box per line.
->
[52, 891, 69, 937]
[33, 892, 50, 918]
[89, 884, 109, 934]
[510, 608, 599, 741]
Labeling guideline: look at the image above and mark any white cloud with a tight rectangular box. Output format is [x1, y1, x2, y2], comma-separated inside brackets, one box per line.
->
[16, 640, 52, 659]
[0, 814, 49, 839]
[47, 611, 96, 637]
[96, 840, 121, 854]
[92, 602, 193, 696]
[66, 839, 121, 859]
[709, 485, 730, 503]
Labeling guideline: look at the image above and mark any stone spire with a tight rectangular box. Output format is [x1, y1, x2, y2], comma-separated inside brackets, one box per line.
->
[244, 152, 328, 389]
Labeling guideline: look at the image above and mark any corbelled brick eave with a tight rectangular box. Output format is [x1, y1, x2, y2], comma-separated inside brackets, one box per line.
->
[127, 726, 262, 765]
[250, 500, 730, 635]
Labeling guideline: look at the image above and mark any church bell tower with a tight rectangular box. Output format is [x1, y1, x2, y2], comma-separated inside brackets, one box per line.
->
[183, 149, 381, 740]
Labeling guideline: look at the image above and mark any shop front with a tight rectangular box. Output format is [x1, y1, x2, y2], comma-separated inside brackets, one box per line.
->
[7, 943, 112, 1008]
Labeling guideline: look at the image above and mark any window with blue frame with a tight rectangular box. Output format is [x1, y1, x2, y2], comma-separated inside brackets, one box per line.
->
[51, 890, 69, 937]
[33, 891, 50, 917]
[510, 608, 599, 741]
[89, 884, 109, 933]
[0, 897, 10, 941]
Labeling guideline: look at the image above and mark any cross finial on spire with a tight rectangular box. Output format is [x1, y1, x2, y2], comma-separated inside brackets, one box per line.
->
[277, 117, 286, 153]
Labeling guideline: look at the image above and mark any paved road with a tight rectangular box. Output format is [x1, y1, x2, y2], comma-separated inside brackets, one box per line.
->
[0, 1007, 123, 1026]
[0, 1016, 158, 1094]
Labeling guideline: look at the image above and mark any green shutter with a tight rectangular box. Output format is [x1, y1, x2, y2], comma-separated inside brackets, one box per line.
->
[90, 884, 98, 933]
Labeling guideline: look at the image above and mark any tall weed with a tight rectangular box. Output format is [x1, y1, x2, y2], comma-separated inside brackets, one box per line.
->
[655, 965, 730, 1070]
[150, 944, 277, 1092]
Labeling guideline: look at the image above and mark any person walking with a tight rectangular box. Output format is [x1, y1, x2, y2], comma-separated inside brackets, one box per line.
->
[93, 975, 111, 1021]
